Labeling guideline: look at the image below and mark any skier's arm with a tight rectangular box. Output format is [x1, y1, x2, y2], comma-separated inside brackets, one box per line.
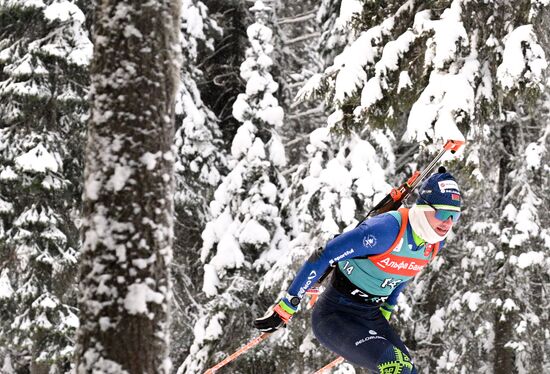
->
[287, 213, 401, 302]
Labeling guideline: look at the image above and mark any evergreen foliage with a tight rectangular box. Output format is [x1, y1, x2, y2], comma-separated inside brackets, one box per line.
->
[0, 0, 90, 371]
[178, 2, 290, 372]
[0, 0, 548, 372]
[170, 0, 227, 364]
[200, 0, 250, 143]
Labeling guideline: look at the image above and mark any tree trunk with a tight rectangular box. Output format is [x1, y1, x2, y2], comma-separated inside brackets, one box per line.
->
[494, 309, 515, 374]
[74, 0, 181, 372]
[493, 120, 517, 374]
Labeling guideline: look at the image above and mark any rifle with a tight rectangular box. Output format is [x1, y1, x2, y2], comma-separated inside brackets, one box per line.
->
[366, 139, 464, 217]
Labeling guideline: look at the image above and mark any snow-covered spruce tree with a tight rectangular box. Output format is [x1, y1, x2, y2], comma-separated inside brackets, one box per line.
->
[258, 128, 395, 373]
[170, 0, 227, 365]
[0, 0, 91, 371]
[74, 0, 181, 372]
[273, 0, 326, 167]
[412, 96, 550, 374]
[263, 0, 548, 373]
[291, 1, 548, 373]
[419, 56, 550, 374]
[246, 2, 400, 373]
[387, 4, 548, 374]
[178, 2, 289, 373]
[317, 0, 362, 66]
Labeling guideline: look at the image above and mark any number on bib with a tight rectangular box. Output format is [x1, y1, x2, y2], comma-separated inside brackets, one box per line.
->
[381, 278, 402, 289]
[342, 261, 354, 275]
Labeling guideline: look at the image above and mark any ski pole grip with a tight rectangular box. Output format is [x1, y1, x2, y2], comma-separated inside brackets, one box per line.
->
[443, 139, 465, 153]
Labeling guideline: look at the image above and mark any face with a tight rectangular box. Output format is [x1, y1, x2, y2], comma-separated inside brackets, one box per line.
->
[424, 210, 454, 236]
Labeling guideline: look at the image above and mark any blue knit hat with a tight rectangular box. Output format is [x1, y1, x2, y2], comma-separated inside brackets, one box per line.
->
[416, 169, 461, 211]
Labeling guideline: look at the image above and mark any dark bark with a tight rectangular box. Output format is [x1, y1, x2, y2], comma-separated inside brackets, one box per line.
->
[493, 121, 517, 374]
[494, 310, 515, 374]
[75, 0, 180, 372]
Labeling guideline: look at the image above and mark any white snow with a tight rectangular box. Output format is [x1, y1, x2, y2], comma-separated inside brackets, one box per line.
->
[503, 298, 519, 312]
[326, 109, 344, 128]
[140, 152, 160, 170]
[524, 142, 543, 169]
[0, 270, 14, 299]
[268, 134, 286, 166]
[360, 76, 384, 108]
[0, 166, 18, 181]
[204, 312, 224, 340]
[0, 197, 14, 214]
[14, 144, 60, 173]
[44, 1, 85, 23]
[250, 0, 271, 12]
[334, 61, 367, 102]
[202, 264, 219, 297]
[462, 291, 482, 312]
[335, 0, 363, 28]
[414, 3, 468, 70]
[232, 94, 251, 122]
[397, 71, 412, 92]
[295, 73, 323, 102]
[429, 308, 446, 335]
[515, 251, 545, 269]
[63, 309, 80, 329]
[497, 25, 547, 89]
[231, 121, 255, 158]
[108, 164, 133, 192]
[124, 283, 165, 315]
[238, 219, 271, 248]
[405, 65, 472, 143]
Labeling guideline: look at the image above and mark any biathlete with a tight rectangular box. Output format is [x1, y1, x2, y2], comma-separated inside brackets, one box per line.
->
[254, 170, 462, 374]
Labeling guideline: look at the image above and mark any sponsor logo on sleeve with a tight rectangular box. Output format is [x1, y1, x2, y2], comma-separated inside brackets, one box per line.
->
[363, 235, 377, 248]
[297, 270, 317, 298]
[328, 249, 355, 266]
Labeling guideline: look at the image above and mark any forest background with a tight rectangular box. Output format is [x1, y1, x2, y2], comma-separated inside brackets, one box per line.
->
[0, 0, 549, 373]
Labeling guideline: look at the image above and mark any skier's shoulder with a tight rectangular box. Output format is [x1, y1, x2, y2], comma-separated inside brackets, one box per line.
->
[356, 210, 403, 239]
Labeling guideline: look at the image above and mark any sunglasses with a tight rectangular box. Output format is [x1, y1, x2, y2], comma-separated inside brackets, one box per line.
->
[419, 197, 461, 222]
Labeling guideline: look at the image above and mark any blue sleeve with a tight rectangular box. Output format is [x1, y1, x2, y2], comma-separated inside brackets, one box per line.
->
[287, 213, 401, 299]
[385, 281, 408, 306]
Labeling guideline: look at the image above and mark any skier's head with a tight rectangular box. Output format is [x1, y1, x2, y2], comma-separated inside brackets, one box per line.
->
[416, 168, 461, 211]
[409, 167, 461, 243]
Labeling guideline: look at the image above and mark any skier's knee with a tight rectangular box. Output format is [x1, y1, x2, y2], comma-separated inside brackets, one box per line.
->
[376, 346, 415, 374]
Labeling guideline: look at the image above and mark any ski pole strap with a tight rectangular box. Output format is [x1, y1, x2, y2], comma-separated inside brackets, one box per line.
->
[203, 333, 270, 373]
[273, 303, 294, 323]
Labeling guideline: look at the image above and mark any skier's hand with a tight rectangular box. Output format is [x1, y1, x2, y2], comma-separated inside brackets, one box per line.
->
[254, 297, 298, 332]
[380, 302, 395, 321]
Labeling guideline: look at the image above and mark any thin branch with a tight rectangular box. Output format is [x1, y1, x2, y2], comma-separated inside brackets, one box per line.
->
[281, 164, 300, 176]
[284, 133, 309, 147]
[287, 106, 324, 119]
[394, 145, 418, 170]
[278, 12, 316, 25]
[283, 32, 321, 45]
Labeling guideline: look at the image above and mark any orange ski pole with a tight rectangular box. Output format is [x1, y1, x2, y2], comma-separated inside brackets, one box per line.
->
[204, 286, 325, 373]
[203, 332, 270, 374]
[313, 356, 345, 374]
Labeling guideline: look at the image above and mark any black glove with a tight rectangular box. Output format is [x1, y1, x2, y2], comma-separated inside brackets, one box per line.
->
[254, 298, 298, 332]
